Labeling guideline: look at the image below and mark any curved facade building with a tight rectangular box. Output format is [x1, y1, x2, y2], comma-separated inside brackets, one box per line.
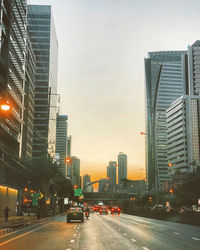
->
[145, 51, 186, 191]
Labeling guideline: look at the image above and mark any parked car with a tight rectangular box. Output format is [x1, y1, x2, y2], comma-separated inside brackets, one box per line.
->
[67, 207, 84, 223]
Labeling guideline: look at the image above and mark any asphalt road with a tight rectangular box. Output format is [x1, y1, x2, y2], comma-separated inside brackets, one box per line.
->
[0, 213, 199, 250]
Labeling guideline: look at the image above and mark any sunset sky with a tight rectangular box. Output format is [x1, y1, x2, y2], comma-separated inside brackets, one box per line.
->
[30, 0, 200, 182]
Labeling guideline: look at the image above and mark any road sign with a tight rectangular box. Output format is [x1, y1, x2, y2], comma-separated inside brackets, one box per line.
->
[74, 188, 83, 197]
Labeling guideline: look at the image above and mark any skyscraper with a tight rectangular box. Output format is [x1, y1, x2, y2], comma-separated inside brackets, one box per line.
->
[166, 95, 200, 175]
[21, 31, 36, 160]
[118, 153, 127, 184]
[145, 51, 186, 191]
[107, 161, 117, 186]
[0, 0, 27, 169]
[28, 5, 58, 159]
[66, 136, 72, 177]
[71, 156, 80, 188]
[56, 115, 68, 177]
[83, 174, 93, 192]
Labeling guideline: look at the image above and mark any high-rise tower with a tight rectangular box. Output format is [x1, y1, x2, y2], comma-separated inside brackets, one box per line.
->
[28, 5, 58, 159]
[118, 153, 127, 184]
[145, 51, 186, 191]
[56, 115, 68, 177]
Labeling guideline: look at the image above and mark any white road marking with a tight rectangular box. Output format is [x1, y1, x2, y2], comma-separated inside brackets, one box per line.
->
[73, 234, 77, 237]
[131, 239, 136, 242]
[192, 237, 200, 241]
[70, 239, 75, 243]
[0, 222, 52, 247]
[66, 249, 71, 250]
[142, 247, 150, 250]
[123, 233, 127, 236]
[174, 232, 180, 235]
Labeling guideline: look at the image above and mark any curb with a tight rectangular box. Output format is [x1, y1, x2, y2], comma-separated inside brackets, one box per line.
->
[0, 217, 49, 236]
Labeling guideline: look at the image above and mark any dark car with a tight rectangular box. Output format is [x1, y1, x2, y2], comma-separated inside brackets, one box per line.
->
[111, 206, 121, 214]
[67, 207, 84, 223]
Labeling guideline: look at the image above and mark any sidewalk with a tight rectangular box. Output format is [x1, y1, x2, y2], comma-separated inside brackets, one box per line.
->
[0, 215, 37, 229]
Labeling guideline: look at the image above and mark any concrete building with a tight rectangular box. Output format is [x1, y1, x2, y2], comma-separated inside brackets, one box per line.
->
[118, 153, 127, 184]
[166, 95, 200, 175]
[107, 161, 117, 185]
[28, 5, 58, 159]
[145, 51, 186, 191]
[56, 115, 68, 177]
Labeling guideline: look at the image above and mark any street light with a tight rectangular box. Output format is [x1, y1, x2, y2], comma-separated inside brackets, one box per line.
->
[0, 103, 11, 112]
[65, 157, 71, 163]
[168, 163, 173, 167]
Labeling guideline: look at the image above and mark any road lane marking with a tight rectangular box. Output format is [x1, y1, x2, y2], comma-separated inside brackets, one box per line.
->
[192, 237, 200, 241]
[142, 247, 150, 250]
[131, 239, 136, 242]
[0, 220, 49, 240]
[174, 232, 180, 235]
[0, 222, 52, 247]
[70, 239, 75, 243]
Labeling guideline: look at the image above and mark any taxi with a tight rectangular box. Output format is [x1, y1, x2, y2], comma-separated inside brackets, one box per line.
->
[67, 207, 84, 223]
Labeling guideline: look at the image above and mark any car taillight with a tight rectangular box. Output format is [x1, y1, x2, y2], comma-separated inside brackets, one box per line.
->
[100, 210, 102, 212]
[118, 208, 120, 211]
[111, 209, 114, 212]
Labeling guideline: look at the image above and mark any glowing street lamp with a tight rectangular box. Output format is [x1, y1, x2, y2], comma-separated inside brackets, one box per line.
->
[0, 103, 11, 111]
[65, 157, 71, 164]
[168, 163, 173, 167]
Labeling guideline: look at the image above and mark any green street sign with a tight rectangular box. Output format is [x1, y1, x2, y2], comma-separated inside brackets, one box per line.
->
[74, 188, 83, 197]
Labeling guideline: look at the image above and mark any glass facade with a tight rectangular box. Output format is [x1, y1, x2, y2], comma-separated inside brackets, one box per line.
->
[27, 5, 58, 159]
[0, 0, 27, 158]
[56, 115, 68, 177]
[145, 51, 186, 191]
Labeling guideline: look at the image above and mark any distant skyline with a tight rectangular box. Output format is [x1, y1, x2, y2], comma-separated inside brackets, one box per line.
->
[30, 0, 200, 182]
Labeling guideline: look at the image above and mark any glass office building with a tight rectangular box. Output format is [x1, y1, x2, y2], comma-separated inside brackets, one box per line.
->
[56, 115, 68, 177]
[27, 5, 58, 159]
[145, 51, 186, 191]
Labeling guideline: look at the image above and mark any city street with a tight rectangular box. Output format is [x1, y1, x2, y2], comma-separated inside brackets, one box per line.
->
[0, 213, 200, 250]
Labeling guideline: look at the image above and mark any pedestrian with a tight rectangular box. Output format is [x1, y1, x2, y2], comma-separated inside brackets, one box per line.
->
[4, 206, 10, 222]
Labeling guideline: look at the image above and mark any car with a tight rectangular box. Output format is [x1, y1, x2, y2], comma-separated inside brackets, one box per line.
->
[99, 206, 109, 215]
[67, 207, 84, 223]
[111, 206, 121, 214]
